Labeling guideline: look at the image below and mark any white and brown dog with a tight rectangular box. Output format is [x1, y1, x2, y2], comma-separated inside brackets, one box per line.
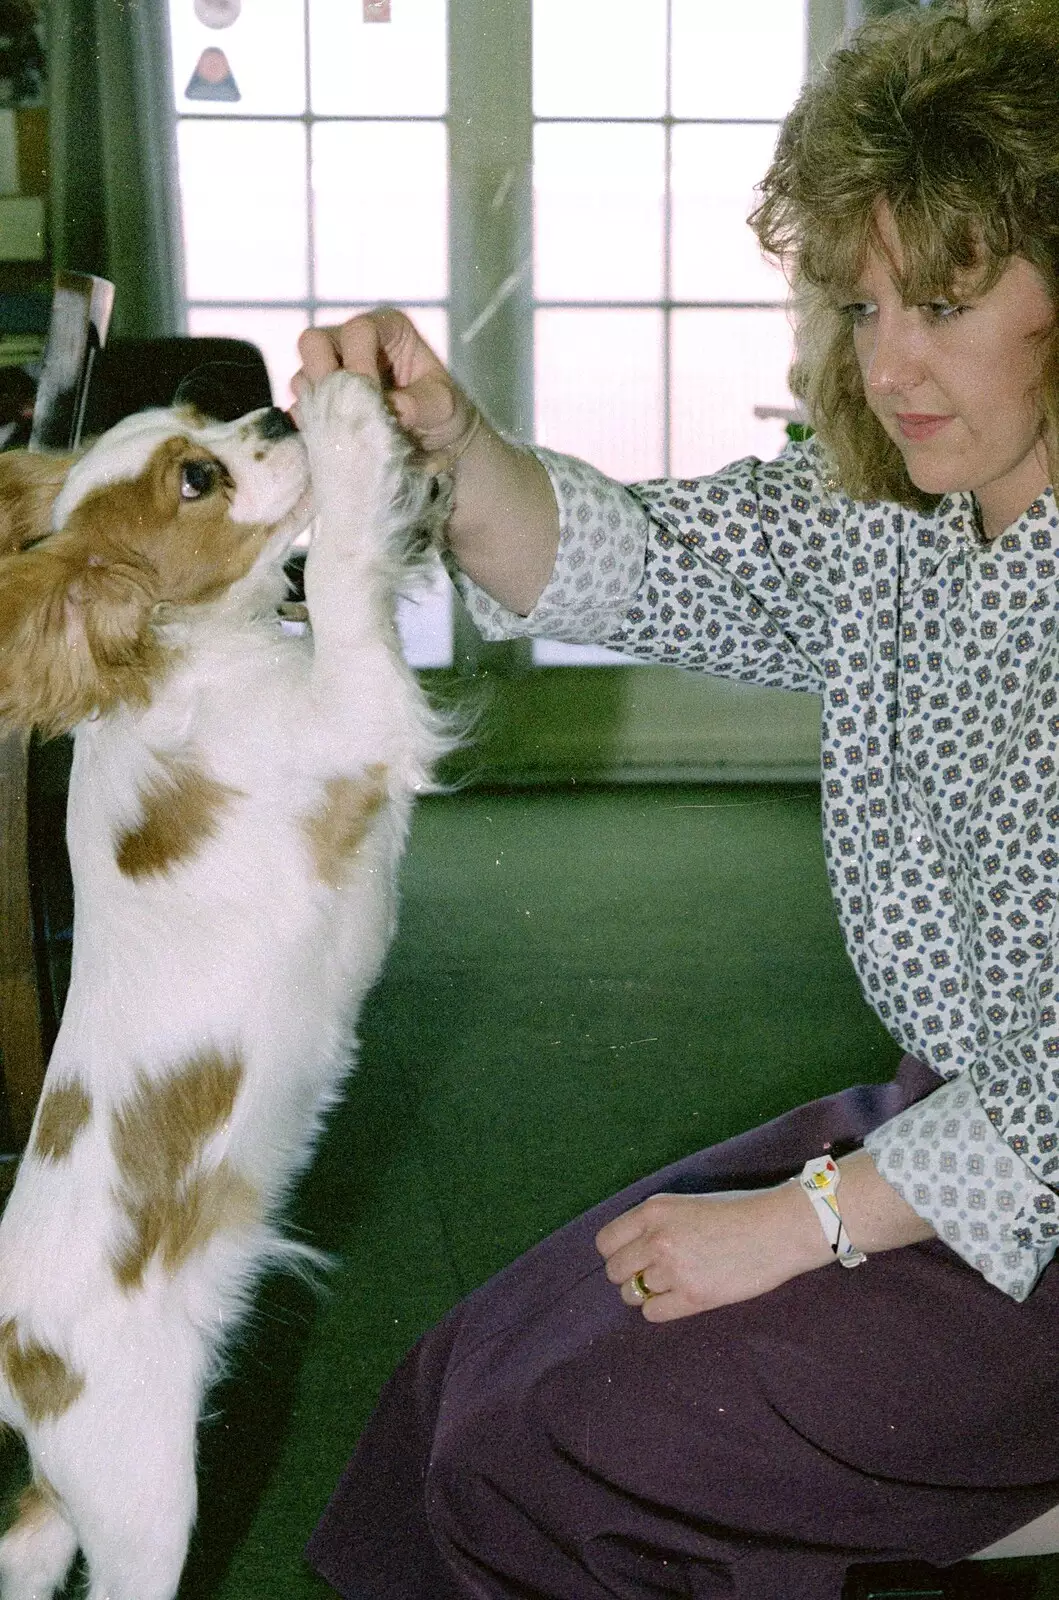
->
[0, 371, 448, 1599]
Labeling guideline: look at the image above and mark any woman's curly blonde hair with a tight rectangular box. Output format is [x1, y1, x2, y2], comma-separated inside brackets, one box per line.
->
[750, 0, 1059, 508]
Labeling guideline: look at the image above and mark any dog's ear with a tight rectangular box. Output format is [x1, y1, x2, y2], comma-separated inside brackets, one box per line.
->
[0, 538, 163, 737]
[0, 449, 80, 556]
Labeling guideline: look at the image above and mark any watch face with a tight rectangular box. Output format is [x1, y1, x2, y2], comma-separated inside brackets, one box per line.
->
[194, 0, 241, 28]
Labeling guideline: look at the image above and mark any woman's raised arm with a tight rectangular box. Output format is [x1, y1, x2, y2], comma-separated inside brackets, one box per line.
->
[295, 309, 560, 618]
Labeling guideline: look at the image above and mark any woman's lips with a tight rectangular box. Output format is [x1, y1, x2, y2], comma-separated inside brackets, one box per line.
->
[896, 413, 953, 440]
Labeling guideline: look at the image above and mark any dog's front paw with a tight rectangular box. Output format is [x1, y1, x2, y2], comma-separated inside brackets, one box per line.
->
[298, 371, 401, 514]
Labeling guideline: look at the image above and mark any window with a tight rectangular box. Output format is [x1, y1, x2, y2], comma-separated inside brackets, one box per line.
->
[167, 0, 453, 664]
[531, 0, 804, 664]
[167, 0, 812, 671]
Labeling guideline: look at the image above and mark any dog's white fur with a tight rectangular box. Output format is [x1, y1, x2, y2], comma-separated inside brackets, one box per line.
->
[0, 372, 447, 1599]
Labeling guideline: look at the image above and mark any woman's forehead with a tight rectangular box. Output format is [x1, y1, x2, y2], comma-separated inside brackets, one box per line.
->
[824, 203, 1005, 301]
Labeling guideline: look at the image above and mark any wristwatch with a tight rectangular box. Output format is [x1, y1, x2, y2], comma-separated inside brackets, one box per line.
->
[797, 1155, 867, 1269]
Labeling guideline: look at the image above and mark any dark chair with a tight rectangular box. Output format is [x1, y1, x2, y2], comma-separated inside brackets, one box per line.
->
[0, 337, 273, 1147]
[80, 336, 276, 438]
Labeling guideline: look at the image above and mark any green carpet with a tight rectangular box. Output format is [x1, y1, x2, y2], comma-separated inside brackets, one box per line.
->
[177, 781, 904, 1598]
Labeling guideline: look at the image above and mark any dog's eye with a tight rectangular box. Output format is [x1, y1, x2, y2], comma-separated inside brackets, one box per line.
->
[180, 460, 219, 501]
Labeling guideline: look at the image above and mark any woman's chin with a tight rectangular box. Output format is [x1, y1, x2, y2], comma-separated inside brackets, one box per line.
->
[898, 450, 961, 498]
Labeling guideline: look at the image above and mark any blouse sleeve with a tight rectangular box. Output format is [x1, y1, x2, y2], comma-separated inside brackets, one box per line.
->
[455, 440, 848, 691]
[864, 1073, 1059, 1301]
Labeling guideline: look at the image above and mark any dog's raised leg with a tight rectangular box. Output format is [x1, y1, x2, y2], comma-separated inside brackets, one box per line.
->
[297, 370, 435, 766]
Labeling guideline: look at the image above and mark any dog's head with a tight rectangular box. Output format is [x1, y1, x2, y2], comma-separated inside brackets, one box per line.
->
[0, 403, 310, 737]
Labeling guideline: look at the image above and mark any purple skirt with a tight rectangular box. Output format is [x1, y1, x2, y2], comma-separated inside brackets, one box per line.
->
[306, 1057, 1059, 1600]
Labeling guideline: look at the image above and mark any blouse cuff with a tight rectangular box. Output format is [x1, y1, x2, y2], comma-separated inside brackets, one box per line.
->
[455, 448, 648, 643]
[863, 1073, 1058, 1301]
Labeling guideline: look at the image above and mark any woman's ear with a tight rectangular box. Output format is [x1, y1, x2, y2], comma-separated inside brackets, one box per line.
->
[0, 539, 162, 737]
[0, 449, 81, 555]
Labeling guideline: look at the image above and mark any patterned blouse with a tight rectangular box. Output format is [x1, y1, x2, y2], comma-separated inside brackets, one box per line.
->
[458, 438, 1059, 1302]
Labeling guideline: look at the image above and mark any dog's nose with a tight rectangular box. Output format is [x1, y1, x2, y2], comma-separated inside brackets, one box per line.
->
[256, 407, 298, 441]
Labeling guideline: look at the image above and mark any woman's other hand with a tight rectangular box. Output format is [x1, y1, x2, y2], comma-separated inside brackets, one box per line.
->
[595, 1185, 830, 1322]
[596, 1149, 936, 1321]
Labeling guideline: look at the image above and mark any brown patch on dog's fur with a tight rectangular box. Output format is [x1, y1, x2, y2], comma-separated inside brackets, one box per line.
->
[116, 754, 241, 879]
[33, 1080, 92, 1163]
[0, 1322, 85, 1422]
[0, 437, 276, 737]
[110, 1050, 258, 1290]
[303, 765, 389, 889]
[68, 437, 273, 611]
[0, 536, 162, 737]
[6, 1477, 63, 1537]
[0, 451, 80, 556]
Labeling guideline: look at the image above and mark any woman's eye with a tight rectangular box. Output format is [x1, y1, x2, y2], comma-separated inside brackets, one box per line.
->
[840, 302, 876, 325]
[925, 300, 967, 322]
[180, 460, 218, 500]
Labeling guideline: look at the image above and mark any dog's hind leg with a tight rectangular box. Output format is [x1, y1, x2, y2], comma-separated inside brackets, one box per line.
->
[30, 1354, 200, 1600]
[0, 1481, 78, 1600]
[60, 1427, 196, 1600]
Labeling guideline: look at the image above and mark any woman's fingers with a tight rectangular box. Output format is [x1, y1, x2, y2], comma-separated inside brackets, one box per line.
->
[594, 1204, 645, 1264]
[295, 326, 343, 382]
[391, 373, 464, 442]
[293, 310, 473, 456]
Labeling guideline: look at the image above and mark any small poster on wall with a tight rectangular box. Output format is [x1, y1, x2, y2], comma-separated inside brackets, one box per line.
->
[194, 0, 241, 25]
[185, 45, 240, 102]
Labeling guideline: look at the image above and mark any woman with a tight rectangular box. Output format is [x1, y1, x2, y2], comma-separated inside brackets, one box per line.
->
[296, 4, 1059, 1595]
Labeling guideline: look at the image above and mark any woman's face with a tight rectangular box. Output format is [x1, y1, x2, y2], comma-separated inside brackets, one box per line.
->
[845, 206, 1056, 537]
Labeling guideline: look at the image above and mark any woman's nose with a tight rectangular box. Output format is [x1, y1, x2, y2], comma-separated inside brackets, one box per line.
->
[862, 311, 924, 396]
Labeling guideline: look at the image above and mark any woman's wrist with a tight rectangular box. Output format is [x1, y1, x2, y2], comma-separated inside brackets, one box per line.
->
[442, 421, 560, 618]
[766, 1179, 836, 1276]
[833, 1148, 936, 1254]
[762, 1147, 936, 1286]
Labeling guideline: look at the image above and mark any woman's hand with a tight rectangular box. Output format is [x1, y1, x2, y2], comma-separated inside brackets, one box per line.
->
[294, 308, 476, 463]
[596, 1149, 936, 1322]
[294, 307, 561, 617]
[595, 1184, 830, 1322]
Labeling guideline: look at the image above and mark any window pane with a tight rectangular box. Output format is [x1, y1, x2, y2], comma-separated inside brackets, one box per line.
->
[534, 124, 664, 303]
[312, 122, 448, 302]
[179, 121, 308, 301]
[533, 0, 666, 118]
[310, 0, 446, 116]
[671, 0, 805, 120]
[187, 306, 308, 407]
[397, 556, 453, 668]
[169, 0, 306, 117]
[670, 308, 796, 478]
[670, 124, 788, 303]
[535, 309, 663, 480]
